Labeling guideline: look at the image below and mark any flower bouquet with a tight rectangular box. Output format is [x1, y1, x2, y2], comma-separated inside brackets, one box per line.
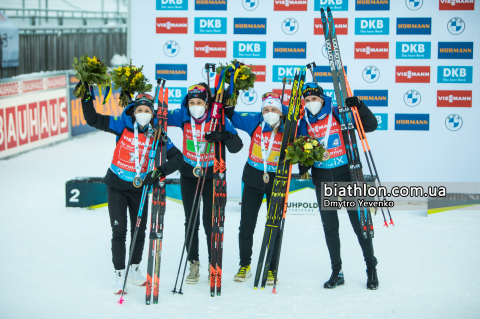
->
[111, 60, 153, 107]
[284, 136, 328, 179]
[72, 54, 111, 100]
[215, 59, 256, 106]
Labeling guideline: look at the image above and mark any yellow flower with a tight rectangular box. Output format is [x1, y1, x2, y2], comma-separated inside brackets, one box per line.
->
[312, 140, 319, 146]
[132, 66, 138, 71]
[305, 150, 311, 154]
[137, 72, 142, 78]
[240, 74, 248, 80]
[125, 67, 131, 77]
[304, 143, 313, 150]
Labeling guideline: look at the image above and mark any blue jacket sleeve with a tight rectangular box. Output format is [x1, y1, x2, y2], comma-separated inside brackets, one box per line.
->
[297, 118, 308, 137]
[230, 111, 261, 136]
[167, 108, 184, 128]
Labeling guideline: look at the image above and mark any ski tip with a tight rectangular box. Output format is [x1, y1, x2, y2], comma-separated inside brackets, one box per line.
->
[117, 297, 124, 304]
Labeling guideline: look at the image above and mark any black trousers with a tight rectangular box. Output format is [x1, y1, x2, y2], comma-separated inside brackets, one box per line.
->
[107, 187, 149, 270]
[180, 175, 214, 262]
[314, 175, 377, 271]
[239, 184, 281, 269]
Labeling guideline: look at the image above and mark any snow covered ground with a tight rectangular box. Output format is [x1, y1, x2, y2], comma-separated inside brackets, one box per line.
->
[1, 132, 479, 319]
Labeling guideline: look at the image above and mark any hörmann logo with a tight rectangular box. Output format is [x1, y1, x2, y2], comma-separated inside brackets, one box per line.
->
[355, 18, 389, 35]
[355, 0, 390, 10]
[314, 0, 349, 11]
[156, 0, 188, 10]
[234, 18, 267, 35]
[395, 66, 430, 83]
[437, 66, 472, 83]
[314, 66, 348, 83]
[195, 0, 227, 10]
[396, 18, 431, 35]
[274, 0, 308, 11]
[439, 0, 475, 10]
[250, 65, 266, 82]
[314, 18, 348, 35]
[437, 90, 472, 107]
[272, 65, 303, 82]
[396, 42, 431, 59]
[374, 113, 388, 130]
[194, 17, 226, 34]
[194, 41, 227, 58]
[354, 42, 389, 59]
[155, 64, 187, 81]
[156, 17, 188, 34]
[233, 41, 266, 58]
[353, 90, 388, 106]
[395, 114, 429, 131]
[438, 42, 473, 59]
[273, 42, 307, 59]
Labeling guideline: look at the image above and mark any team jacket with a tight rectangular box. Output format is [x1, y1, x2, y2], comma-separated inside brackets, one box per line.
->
[297, 95, 378, 185]
[226, 105, 289, 191]
[81, 98, 184, 192]
[167, 95, 243, 180]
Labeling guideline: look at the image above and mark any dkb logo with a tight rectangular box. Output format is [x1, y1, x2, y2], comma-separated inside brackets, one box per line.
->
[362, 66, 380, 83]
[405, 0, 422, 10]
[163, 40, 179, 57]
[243, 0, 258, 10]
[447, 17, 465, 35]
[403, 90, 421, 107]
[445, 114, 462, 131]
[282, 18, 299, 35]
[241, 89, 258, 105]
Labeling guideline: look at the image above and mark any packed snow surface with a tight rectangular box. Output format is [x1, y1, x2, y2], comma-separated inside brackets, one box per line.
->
[1, 131, 479, 319]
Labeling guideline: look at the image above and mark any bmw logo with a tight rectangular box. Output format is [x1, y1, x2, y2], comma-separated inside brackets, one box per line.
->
[163, 40, 179, 57]
[241, 89, 258, 105]
[242, 0, 258, 10]
[201, 66, 216, 81]
[282, 18, 299, 35]
[447, 17, 465, 35]
[403, 90, 421, 107]
[405, 0, 423, 10]
[322, 44, 328, 59]
[362, 66, 380, 83]
[445, 114, 463, 131]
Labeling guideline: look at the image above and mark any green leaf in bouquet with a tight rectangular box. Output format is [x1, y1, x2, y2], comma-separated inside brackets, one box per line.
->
[291, 155, 299, 164]
[299, 154, 306, 162]
[74, 73, 81, 80]
[74, 57, 78, 64]
[295, 146, 303, 157]
[80, 71, 88, 79]
[307, 159, 314, 166]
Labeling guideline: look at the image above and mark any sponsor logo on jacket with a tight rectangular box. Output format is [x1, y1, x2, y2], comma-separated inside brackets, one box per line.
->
[396, 18, 431, 35]
[234, 18, 267, 34]
[194, 41, 227, 58]
[156, 17, 188, 34]
[355, 18, 389, 35]
[396, 42, 431, 59]
[437, 90, 472, 107]
[314, 18, 348, 35]
[354, 42, 389, 59]
[273, 42, 306, 59]
[395, 66, 430, 83]
[194, 17, 226, 34]
[355, 0, 390, 11]
[438, 42, 474, 59]
[395, 114, 429, 131]
[437, 66, 472, 83]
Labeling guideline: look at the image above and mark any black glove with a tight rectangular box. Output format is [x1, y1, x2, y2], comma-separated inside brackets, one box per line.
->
[204, 131, 232, 143]
[142, 167, 165, 186]
[222, 86, 239, 106]
[345, 96, 365, 109]
[299, 163, 312, 175]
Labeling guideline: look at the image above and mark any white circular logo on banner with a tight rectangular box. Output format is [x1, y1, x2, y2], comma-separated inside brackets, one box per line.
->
[322, 44, 328, 58]
[163, 40, 179, 57]
[445, 114, 463, 131]
[242, 0, 258, 10]
[448, 17, 465, 35]
[201, 66, 216, 82]
[403, 90, 421, 107]
[241, 89, 257, 105]
[282, 18, 299, 35]
[405, 0, 423, 10]
[362, 66, 380, 83]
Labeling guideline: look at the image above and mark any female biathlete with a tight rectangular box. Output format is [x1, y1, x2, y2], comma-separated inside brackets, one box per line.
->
[225, 92, 287, 285]
[297, 82, 380, 290]
[167, 83, 243, 284]
[81, 91, 183, 294]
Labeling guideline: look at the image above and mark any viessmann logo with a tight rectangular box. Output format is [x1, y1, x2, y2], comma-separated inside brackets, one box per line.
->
[274, 0, 308, 11]
[437, 90, 472, 107]
[395, 66, 430, 83]
[156, 17, 188, 34]
[314, 18, 348, 35]
[353, 90, 388, 106]
[234, 18, 267, 35]
[354, 42, 389, 59]
[250, 65, 266, 82]
[438, 42, 473, 59]
[396, 18, 431, 35]
[355, 0, 390, 10]
[439, 0, 475, 10]
[194, 41, 227, 58]
[395, 114, 429, 131]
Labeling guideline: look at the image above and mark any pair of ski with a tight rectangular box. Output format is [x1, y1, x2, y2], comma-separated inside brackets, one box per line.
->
[254, 68, 306, 291]
[118, 78, 168, 305]
[320, 7, 393, 233]
[145, 79, 169, 305]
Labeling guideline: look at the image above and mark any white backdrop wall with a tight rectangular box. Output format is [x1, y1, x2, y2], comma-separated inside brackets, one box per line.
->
[131, 0, 480, 198]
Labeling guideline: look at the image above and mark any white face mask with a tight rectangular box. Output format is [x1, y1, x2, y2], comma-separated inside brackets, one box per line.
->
[134, 113, 152, 126]
[306, 101, 322, 116]
[263, 112, 280, 127]
[189, 104, 206, 119]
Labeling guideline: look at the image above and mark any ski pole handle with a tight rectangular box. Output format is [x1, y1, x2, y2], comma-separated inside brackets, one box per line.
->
[306, 62, 320, 87]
